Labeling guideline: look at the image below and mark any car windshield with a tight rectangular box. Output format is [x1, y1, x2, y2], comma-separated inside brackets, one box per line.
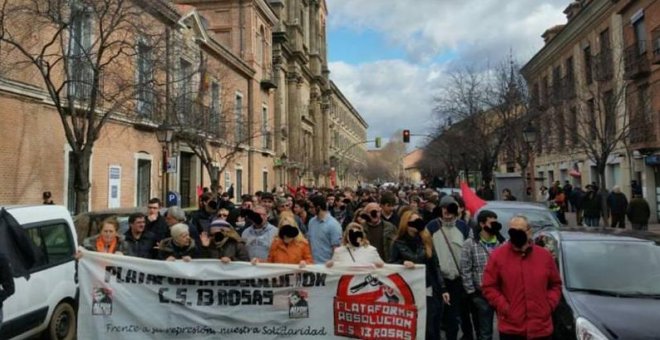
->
[563, 241, 660, 296]
[487, 207, 560, 236]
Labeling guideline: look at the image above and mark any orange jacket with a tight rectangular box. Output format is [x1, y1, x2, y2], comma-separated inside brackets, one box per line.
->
[267, 238, 313, 265]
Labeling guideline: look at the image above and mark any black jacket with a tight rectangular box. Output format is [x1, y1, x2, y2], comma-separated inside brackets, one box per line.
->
[124, 230, 157, 259]
[390, 235, 447, 296]
[0, 252, 15, 308]
[201, 237, 250, 261]
[146, 214, 169, 242]
[608, 192, 629, 215]
[158, 238, 200, 260]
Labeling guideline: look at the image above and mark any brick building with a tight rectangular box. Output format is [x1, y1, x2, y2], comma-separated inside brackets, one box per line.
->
[522, 0, 659, 220]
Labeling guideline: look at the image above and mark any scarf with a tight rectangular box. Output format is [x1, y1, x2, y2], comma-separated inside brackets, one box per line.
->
[96, 236, 117, 253]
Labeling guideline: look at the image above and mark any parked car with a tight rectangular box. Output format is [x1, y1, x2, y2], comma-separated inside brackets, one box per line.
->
[73, 207, 148, 244]
[474, 200, 560, 237]
[1, 205, 78, 340]
[73, 206, 195, 243]
[533, 228, 660, 340]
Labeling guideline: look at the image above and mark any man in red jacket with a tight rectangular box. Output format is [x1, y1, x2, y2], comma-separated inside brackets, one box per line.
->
[482, 215, 562, 340]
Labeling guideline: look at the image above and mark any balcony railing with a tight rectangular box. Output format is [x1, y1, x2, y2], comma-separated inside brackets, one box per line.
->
[653, 28, 660, 65]
[592, 50, 613, 82]
[174, 97, 218, 137]
[630, 108, 657, 144]
[624, 40, 651, 79]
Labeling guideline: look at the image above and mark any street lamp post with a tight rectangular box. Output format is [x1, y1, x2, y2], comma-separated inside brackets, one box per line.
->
[522, 122, 538, 201]
[156, 122, 174, 202]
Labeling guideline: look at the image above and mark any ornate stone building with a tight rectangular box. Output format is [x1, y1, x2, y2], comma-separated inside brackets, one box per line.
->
[328, 81, 368, 188]
[268, 0, 331, 187]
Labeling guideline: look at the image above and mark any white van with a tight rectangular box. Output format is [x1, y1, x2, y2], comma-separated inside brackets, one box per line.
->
[1, 205, 78, 340]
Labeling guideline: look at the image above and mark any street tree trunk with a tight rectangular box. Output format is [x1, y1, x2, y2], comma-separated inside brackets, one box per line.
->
[72, 148, 92, 214]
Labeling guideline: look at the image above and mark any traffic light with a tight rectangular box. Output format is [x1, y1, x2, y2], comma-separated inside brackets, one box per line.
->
[403, 129, 410, 143]
[375, 137, 382, 148]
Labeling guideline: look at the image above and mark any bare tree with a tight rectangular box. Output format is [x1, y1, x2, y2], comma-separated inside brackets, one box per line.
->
[434, 59, 530, 187]
[0, 0, 168, 213]
[364, 131, 406, 184]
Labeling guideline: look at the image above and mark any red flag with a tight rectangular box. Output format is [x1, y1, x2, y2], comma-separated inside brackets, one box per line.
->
[461, 181, 486, 215]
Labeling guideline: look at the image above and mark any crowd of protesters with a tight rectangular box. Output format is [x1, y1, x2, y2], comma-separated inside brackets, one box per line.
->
[74, 184, 563, 340]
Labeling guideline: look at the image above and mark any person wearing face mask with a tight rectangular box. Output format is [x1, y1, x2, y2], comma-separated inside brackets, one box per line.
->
[482, 216, 562, 340]
[326, 223, 383, 267]
[391, 210, 450, 340]
[427, 195, 471, 340]
[359, 202, 397, 263]
[460, 210, 504, 340]
[261, 212, 312, 268]
[200, 219, 249, 263]
[241, 206, 278, 261]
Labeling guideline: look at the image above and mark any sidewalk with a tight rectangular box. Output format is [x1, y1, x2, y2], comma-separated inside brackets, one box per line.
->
[564, 212, 660, 233]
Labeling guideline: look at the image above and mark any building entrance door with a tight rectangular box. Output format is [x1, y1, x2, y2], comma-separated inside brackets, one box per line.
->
[180, 153, 194, 208]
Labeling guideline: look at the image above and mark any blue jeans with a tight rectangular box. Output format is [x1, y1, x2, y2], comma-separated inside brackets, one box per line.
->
[584, 217, 600, 227]
[472, 293, 494, 340]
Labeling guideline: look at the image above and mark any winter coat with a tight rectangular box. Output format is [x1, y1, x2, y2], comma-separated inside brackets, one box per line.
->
[82, 235, 129, 254]
[201, 227, 250, 261]
[331, 245, 383, 265]
[123, 230, 157, 259]
[607, 192, 629, 215]
[157, 238, 199, 260]
[267, 237, 313, 264]
[145, 214, 169, 242]
[361, 220, 397, 263]
[627, 197, 650, 224]
[582, 192, 601, 218]
[482, 243, 562, 338]
[390, 235, 447, 296]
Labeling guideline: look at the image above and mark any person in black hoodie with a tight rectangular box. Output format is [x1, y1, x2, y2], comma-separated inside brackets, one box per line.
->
[145, 198, 169, 242]
[391, 210, 450, 340]
[0, 251, 15, 327]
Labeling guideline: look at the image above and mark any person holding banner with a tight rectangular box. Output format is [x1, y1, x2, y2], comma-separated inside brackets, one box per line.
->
[81, 217, 129, 255]
[261, 212, 312, 267]
[199, 219, 249, 263]
[157, 223, 199, 261]
[325, 222, 384, 268]
[391, 210, 450, 340]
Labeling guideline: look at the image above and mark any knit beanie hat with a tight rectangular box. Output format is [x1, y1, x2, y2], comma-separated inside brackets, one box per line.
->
[209, 219, 231, 234]
[170, 223, 189, 239]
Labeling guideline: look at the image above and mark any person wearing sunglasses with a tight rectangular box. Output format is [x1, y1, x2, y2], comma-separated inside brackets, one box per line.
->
[359, 202, 397, 263]
[325, 222, 383, 268]
[391, 210, 450, 340]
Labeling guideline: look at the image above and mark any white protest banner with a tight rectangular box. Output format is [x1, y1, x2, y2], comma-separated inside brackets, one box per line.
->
[77, 250, 427, 340]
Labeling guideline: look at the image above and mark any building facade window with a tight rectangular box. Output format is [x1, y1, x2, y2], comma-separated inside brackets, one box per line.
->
[584, 45, 593, 84]
[68, 3, 93, 101]
[211, 82, 220, 135]
[235, 93, 244, 141]
[261, 106, 269, 149]
[136, 41, 154, 117]
[633, 15, 647, 54]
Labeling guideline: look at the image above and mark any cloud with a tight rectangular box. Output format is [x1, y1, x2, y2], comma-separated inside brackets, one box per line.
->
[326, 0, 570, 149]
[327, 0, 568, 64]
[329, 60, 446, 147]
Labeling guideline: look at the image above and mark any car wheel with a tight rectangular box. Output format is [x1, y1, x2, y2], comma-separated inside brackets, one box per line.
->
[46, 302, 76, 340]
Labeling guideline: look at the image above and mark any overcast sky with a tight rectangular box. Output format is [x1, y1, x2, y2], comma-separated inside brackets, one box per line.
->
[326, 0, 570, 148]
